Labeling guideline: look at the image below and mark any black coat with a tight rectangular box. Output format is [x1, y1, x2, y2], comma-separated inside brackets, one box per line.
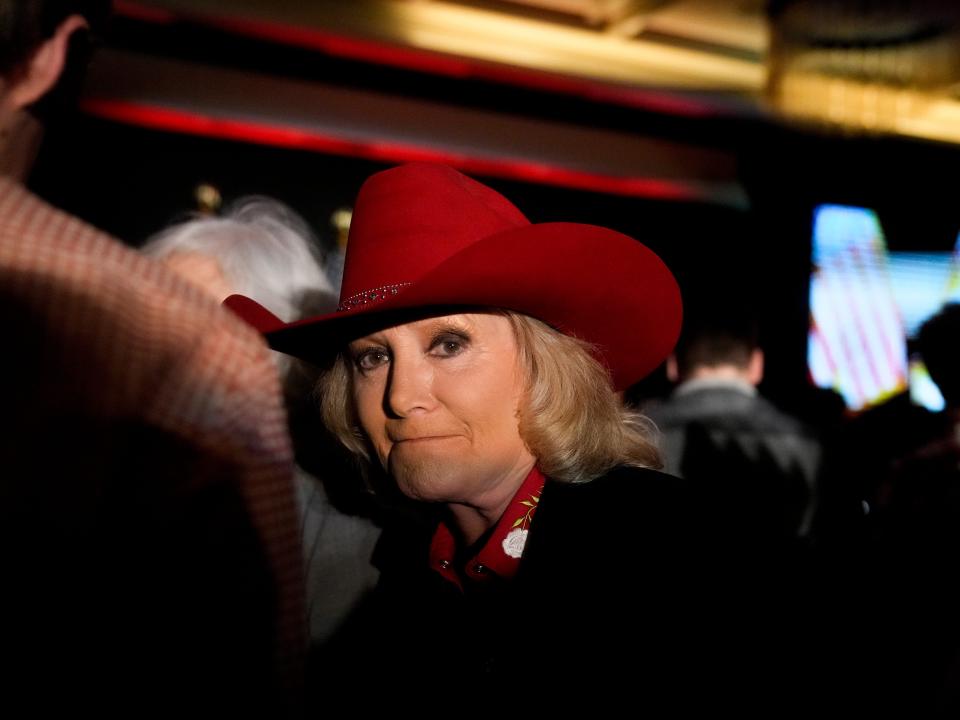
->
[315, 466, 818, 711]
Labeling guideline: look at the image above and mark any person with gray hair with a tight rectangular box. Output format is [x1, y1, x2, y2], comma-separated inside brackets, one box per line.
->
[143, 196, 383, 655]
[144, 196, 336, 324]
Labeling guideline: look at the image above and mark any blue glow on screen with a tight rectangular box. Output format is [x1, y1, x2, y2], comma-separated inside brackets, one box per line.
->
[809, 204, 958, 412]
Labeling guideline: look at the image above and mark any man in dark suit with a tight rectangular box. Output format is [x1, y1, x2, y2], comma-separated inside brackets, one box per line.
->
[646, 306, 821, 540]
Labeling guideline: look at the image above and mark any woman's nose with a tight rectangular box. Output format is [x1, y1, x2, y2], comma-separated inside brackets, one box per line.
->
[385, 354, 435, 418]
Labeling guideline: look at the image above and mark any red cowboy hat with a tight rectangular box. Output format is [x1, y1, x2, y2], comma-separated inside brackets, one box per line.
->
[225, 162, 681, 390]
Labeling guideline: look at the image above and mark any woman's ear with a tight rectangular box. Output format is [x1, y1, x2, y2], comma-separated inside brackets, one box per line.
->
[7, 15, 88, 110]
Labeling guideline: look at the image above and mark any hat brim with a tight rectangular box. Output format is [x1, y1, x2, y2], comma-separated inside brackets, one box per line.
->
[225, 222, 681, 390]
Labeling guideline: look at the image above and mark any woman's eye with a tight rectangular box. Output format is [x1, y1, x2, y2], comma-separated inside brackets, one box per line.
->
[356, 349, 389, 371]
[431, 334, 468, 357]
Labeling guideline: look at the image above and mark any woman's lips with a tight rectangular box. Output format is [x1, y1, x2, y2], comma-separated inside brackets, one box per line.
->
[395, 435, 458, 444]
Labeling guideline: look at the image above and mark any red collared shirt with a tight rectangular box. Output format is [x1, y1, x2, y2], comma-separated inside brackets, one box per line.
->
[429, 465, 546, 590]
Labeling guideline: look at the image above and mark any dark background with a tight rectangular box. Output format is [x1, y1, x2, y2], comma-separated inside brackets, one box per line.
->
[27, 12, 960, 419]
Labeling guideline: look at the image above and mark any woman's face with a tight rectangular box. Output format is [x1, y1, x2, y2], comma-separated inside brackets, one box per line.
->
[348, 312, 535, 508]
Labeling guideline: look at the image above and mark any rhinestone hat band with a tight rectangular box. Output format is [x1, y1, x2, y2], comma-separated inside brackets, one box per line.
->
[337, 282, 411, 312]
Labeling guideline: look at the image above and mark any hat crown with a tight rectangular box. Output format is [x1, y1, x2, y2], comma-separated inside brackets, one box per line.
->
[338, 163, 529, 310]
[225, 161, 681, 391]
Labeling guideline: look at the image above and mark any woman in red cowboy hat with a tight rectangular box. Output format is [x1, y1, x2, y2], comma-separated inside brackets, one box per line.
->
[227, 163, 779, 708]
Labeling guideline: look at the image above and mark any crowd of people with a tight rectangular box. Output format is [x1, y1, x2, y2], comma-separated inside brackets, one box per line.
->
[6, 1, 960, 716]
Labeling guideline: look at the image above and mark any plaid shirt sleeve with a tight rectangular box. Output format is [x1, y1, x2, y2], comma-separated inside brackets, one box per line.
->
[0, 177, 305, 710]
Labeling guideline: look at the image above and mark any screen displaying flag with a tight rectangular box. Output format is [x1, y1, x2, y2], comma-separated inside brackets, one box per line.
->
[809, 204, 960, 411]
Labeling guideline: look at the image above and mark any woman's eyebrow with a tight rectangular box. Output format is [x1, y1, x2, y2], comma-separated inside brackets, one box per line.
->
[422, 316, 474, 334]
[348, 335, 386, 353]
[429, 324, 470, 337]
[354, 328, 391, 343]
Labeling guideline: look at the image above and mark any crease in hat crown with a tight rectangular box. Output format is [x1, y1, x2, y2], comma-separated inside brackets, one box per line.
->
[335, 162, 530, 313]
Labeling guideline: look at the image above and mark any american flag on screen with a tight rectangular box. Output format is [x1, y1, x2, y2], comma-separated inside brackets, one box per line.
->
[808, 205, 908, 411]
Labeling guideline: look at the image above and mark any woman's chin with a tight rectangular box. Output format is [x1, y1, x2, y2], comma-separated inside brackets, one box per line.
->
[390, 457, 467, 503]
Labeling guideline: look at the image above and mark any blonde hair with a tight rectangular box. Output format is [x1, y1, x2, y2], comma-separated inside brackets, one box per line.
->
[318, 310, 661, 484]
[507, 313, 661, 481]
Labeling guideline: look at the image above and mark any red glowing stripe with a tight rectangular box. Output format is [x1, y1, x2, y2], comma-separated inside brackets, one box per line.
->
[79, 98, 704, 201]
[849, 244, 908, 383]
[810, 325, 839, 387]
[111, 2, 717, 118]
[814, 269, 867, 406]
[113, 0, 177, 24]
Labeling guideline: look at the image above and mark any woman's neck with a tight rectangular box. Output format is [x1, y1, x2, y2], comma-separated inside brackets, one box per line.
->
[445, 458, 536, 546]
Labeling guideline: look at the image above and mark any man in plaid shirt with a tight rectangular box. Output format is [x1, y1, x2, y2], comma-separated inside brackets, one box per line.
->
[1, 2, 305, 715]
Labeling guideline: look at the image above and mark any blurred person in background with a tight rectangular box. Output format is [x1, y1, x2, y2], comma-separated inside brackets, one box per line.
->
[645, 302, 821, 542]
[144, 197, 384, 656]
[874, 303, 960, 535]
[866, 303, 960, 716]
[0, 2, 304, 715]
